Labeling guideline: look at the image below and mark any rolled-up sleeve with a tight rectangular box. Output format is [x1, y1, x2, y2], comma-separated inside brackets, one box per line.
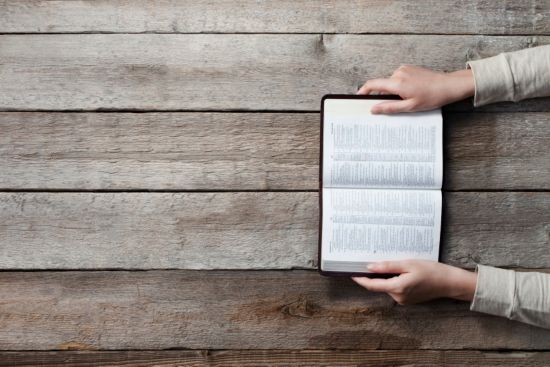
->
[467, 45, 550, 106]
[471, 264, 550, 329]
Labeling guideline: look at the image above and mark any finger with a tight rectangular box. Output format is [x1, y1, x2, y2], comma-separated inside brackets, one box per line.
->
[371, 99, 416, 114]
[352, 276, 401, 292]
[357, 78, 399, 95]
[367, 261, 410, 274]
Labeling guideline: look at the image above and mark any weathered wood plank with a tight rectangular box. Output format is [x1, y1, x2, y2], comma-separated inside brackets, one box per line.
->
[441, 192, 550, 267]
[443, 112, 550, 190]
[1, 34, 549, 111]
[1, 0, 549, 35]
[1, 350, 550, 367]
[1, 112, 548, 190]
[0, 192, 548, 269]
[0, 270, 549, 350]
[0, 112, 318, 191]
[0, 192, 317, 270]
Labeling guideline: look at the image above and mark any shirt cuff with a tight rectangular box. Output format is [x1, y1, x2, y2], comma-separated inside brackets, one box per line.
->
[467, 54, 515, 107]
[470, 264, 516, 318]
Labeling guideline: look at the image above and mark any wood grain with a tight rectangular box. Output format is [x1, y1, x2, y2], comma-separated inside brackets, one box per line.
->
[1, 350, 550, 367]
[2, 0, 549, 359]
[0, 112, 319, 191]
[1, 112, 548, 190]
[1, 270, 550, 350]
[0, 192, 317, 270]
[443, 112, 550, 190]
[1, 0, 549, 35]
[0, 192, 548, 269]
[1, 34, 549, 111]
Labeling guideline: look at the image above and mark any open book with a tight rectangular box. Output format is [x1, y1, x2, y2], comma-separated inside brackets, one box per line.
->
[319, 95, 443, 275]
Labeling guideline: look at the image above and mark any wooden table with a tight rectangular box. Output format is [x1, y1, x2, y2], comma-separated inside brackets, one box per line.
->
[1, 1, 549, 365]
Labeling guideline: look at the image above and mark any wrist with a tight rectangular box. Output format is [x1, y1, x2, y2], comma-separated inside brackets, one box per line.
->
[447, 69, 475, 101]
[445, 267, 477, 302]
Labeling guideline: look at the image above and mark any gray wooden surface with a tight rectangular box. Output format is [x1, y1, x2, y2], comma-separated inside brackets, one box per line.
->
[1, 34, 550, 111]
[2, 0, 549, 34]
[0, 192, 548, 269]
[1, 112, 548, 190]
[0, 0, 549, 365]
[1, 271, 550, 350]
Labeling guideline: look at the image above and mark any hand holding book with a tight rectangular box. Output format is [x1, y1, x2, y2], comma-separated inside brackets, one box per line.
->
[352, 260, 477, 304]
[352, 47, 550, 329]
[357, 65, 474, 114]
[349, 65, 478, 304]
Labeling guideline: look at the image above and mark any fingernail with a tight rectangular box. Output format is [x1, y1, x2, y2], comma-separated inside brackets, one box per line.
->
[367, 263, 378, 271]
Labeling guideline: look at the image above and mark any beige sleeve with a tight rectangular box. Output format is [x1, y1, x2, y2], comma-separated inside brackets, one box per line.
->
[470, 264, 550, 329]
[466, 45, 550, 106]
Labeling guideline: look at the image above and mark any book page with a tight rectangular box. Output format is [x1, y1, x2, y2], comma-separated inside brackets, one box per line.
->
[321, 188, 441, 272]
[323, 98, 443, 189]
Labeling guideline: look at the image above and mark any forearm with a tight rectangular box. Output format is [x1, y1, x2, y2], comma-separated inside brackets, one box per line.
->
[471, 265, 550, 329]
[467, 45, 550, 106]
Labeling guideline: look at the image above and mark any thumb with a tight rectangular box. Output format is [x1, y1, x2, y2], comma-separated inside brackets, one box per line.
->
[367, 261, 410, 274]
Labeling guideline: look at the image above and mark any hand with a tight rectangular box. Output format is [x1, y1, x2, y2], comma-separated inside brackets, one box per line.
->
[357, 65, 475, 114]
[352, 260, 477, 305]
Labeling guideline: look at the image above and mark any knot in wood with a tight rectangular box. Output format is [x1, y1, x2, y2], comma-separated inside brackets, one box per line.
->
[280, 296, 317, 318]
